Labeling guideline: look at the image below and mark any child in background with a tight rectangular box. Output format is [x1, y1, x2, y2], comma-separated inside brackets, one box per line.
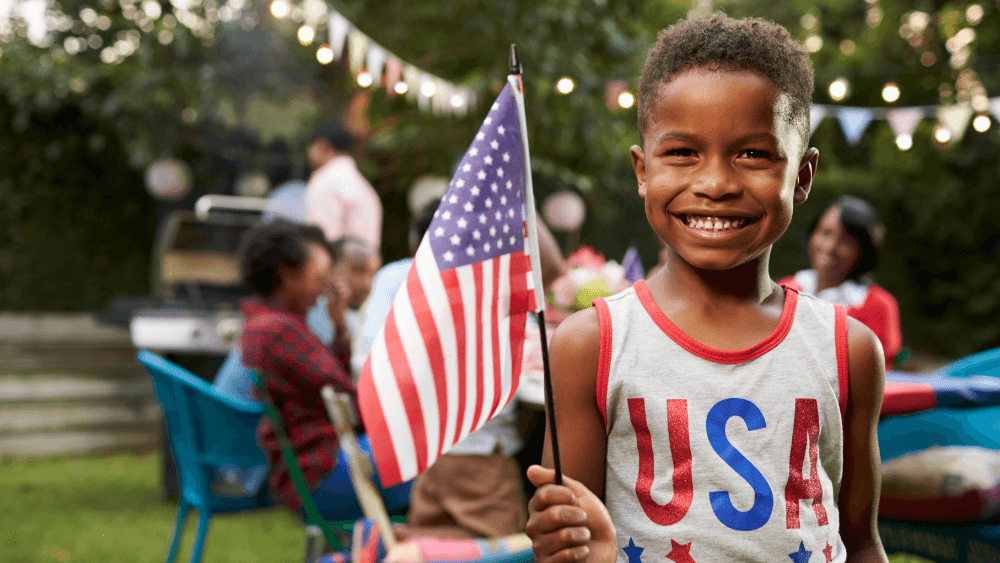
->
[779, 196, 902, 369]
[525, 14, 887, 563]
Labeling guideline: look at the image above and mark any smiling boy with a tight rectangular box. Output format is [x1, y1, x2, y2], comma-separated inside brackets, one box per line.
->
[525, 14, 887, 563]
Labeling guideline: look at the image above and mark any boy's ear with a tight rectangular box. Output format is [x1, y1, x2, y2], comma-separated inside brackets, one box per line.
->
[794, 147, 819, 205]
[630, 145, 647, 198]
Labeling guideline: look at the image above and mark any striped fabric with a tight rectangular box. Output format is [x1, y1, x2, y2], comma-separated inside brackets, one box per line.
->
[358, 83, 537, 486]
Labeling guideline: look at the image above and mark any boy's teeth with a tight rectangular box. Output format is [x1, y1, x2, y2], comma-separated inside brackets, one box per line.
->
[684, 215, 747, 231]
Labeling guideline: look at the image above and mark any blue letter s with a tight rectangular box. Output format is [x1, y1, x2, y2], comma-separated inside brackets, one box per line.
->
[706, 398, 773, 531]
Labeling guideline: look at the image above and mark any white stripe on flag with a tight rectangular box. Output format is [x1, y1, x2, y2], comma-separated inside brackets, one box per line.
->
[412, 244, 460, 452]
[495, 252, 514, 415]
[391, 273, 441, 461]
[456, 264, 478, 441]
[368, 329, 418, 479]
[477, 258, 495, 430]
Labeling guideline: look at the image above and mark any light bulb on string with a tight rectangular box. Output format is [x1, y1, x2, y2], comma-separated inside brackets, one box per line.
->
[420, 81, 436, 97]
[270, 0, 288, 18]
[555, 77, 575, 95]
[356, 71, 373, 88]
[973, 114, 991, 132]
[316, 44, 333, 64]
[934, 126, 953, 144]
[829, 78, 848, 101]
[394, 81, 409, 95]
[297, 25, 314, 45]
[618, 91, 635, 109]
[895, 134, 913, 150]
[450, 94, 465, 109]
[882, 82, 900, 103]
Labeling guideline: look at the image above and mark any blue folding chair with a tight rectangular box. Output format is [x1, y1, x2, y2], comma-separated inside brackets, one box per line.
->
[138, 350, 275, 563]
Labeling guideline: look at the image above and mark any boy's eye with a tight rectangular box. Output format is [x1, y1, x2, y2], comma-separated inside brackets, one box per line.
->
[739, 149, 772, 159]
[665, 148, 696, 157]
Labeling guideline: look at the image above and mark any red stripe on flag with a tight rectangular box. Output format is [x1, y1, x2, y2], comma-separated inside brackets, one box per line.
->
[506, 251, 530, 405]
[490, 256, 503, 417]
[382, 308, 429, 473]
[405, 266, 450, 458]
[440, 268, 467, 446]
[357, 356, 402, 486]
[470, 262, 486, 436]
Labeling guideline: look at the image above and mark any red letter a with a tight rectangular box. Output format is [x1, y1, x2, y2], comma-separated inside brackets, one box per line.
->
[628, 398, 693, 526]
[785, 398, 829, 528]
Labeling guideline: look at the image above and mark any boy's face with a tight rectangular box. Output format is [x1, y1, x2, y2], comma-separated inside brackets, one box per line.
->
[631, 68, 818, 272]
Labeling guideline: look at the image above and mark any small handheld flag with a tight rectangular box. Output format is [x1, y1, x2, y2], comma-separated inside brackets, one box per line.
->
[358, 55, 540, 487]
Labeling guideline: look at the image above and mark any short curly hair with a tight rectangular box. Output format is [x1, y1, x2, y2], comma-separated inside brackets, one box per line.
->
[638, 13, 813, 149]
[240, 220, 332, 297]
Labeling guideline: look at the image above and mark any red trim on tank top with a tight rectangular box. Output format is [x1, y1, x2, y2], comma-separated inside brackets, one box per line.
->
[834, 305, 850, 421]
[593, 297, 612, 428]
[633, 280, 798, 365]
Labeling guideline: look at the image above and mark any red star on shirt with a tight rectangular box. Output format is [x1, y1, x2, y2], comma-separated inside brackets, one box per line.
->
[665, 540, 694, 563]
[823, 541, 833, 562]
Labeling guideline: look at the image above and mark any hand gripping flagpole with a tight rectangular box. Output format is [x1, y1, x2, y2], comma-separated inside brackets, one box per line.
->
[508, 44, 563, 486]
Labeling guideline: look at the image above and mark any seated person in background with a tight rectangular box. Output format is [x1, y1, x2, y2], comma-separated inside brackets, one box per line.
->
[780, 195, 902, 368]
[307, 237, 381, 379]
[238, 220, 409, 519]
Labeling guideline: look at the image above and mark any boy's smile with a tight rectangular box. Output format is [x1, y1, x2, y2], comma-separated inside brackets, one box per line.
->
[631, 68, 816, 272]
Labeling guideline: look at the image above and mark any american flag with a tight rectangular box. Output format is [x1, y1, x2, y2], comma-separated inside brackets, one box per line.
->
[358, 82, 537, 486]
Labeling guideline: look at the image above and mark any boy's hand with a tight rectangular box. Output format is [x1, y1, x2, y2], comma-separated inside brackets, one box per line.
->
[526, 465, 617, 563]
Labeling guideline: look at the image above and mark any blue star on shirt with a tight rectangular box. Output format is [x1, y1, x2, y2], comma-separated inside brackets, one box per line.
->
[788, 541, 812, 562]
[622, 538, 643, 563]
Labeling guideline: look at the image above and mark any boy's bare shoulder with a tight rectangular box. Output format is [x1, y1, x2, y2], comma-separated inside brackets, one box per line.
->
[845, 316, 885, 402]
[549, 307, 602, 386]
[550, 307, 601, 351]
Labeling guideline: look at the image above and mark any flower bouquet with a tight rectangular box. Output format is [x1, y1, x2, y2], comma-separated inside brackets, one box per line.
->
[545, 246, 632, 325]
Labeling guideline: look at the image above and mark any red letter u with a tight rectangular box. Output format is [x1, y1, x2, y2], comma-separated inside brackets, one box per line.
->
[628, 398, 693, 526]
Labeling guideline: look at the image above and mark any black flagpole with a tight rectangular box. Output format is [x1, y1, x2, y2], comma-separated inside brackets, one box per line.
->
[509, 44, 563, 486]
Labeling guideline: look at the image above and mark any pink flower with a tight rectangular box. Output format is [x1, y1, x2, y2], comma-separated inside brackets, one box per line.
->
[567, 246, 605, 269]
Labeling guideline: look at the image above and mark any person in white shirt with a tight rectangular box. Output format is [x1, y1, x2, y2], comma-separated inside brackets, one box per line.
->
[305, 120, 383, 251]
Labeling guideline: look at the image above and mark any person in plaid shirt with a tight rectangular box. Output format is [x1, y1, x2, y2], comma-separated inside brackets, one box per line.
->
[239, 220, 410, 518]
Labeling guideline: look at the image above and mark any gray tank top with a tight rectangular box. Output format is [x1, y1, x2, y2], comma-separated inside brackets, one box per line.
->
[595, 281, 848, 563]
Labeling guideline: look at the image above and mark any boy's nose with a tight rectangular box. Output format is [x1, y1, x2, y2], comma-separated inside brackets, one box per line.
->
[691, 158, 742, 199]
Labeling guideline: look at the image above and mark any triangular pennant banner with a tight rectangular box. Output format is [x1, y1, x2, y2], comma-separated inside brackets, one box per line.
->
[365, 43, 387, 83]
[403, 64, 420, 102]
[836, 107, 873, 146]
[886, 107, 924, 139]
[384, 56, 402, 96]
[347, 29, 368, 74]
[937, 104, 973, 142]
[810, 105, 827, 135]
[990, 98, 1000, 123]
[327, 10, 350, 59]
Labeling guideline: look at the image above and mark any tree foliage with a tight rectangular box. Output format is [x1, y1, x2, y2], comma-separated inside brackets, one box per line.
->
[3, 0, 1000, 357]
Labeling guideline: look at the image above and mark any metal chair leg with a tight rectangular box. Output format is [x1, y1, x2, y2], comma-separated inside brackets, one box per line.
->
[304, 524, 326, 563]
[164, 500, 188, 563]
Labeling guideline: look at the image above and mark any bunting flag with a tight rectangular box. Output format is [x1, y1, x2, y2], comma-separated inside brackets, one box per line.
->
[937, 104, 974, 142]
[358, 82, 536, 486]
[365, 44, 387, 83]
[622, 246, 644, 284]
[886, 107, 924, 139]
[327, 11, 350, 60]
[809, 105, 827, 136]
[347, 30, 367, 74]
[384, 56, 402, 96]
[836, 107, 874, 146]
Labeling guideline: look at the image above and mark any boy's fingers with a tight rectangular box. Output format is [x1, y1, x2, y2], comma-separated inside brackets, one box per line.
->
[528, 483, 579, 513]
[537, 545, 590, 563]
[526, 503, 588, 536]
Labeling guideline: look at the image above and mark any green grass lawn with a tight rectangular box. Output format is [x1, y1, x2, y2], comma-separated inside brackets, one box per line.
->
[0, 452, 304, 563]
[0, 452, 940, 563]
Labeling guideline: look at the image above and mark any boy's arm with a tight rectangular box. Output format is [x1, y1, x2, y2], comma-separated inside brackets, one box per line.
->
[526, 308, 617, 563]
[840, 317, 889, 563]
[540, 308, 607, 496]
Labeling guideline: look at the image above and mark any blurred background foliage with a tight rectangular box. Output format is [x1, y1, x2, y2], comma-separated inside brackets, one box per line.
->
[2, 0, 1000, 358]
